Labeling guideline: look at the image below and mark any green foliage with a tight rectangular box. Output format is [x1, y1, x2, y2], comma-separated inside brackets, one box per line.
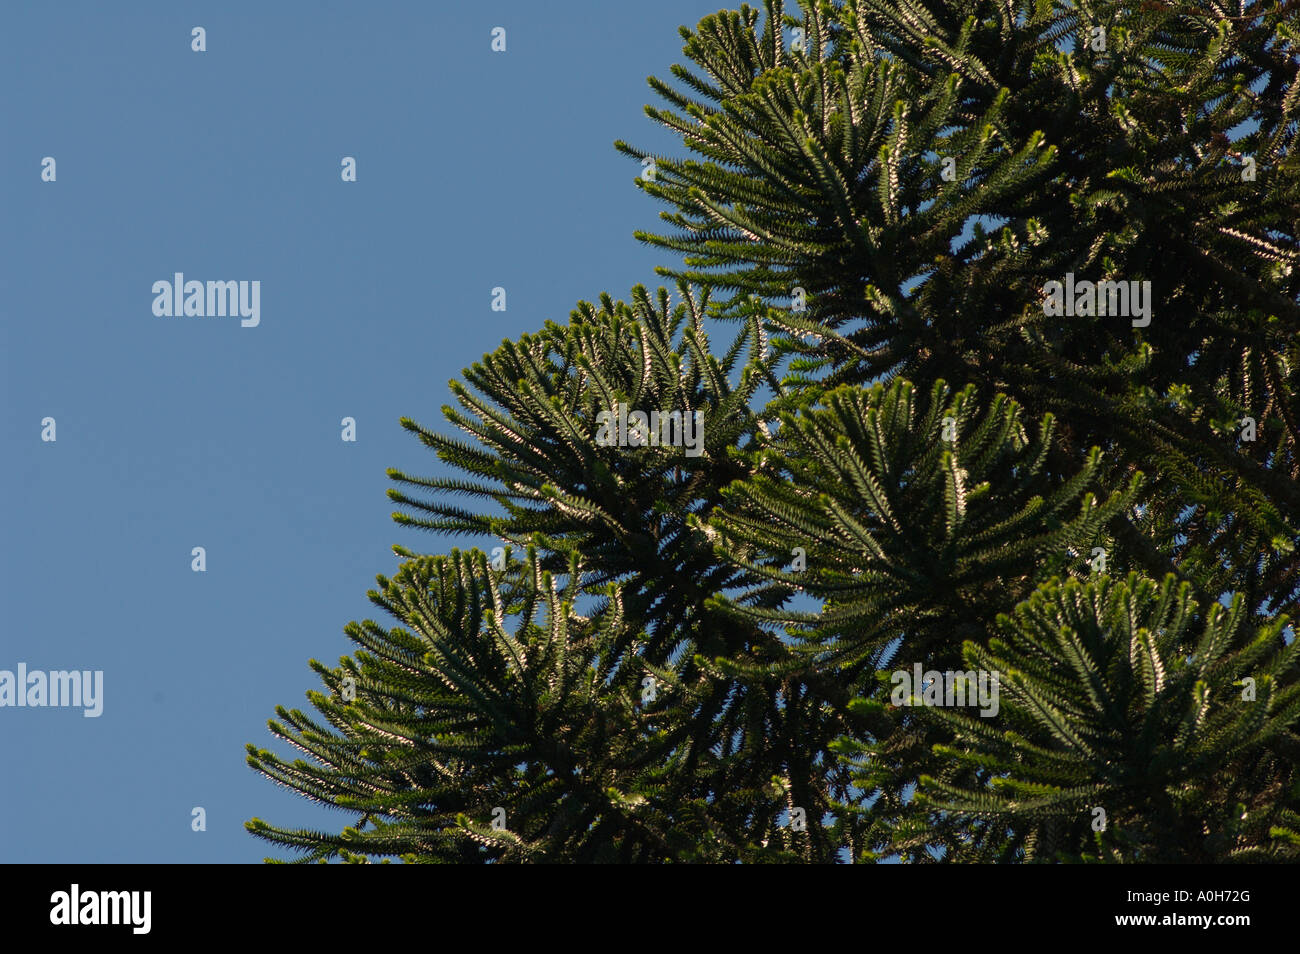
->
[247, 288, 858, 862]
[619, 0, 1300, 621]
[704, 377, 1142, 671]
[702, 375, 1146, 860]
[848, 572, 1300, 862]
[385, 281, 776, 656]
[246, 547, 693, 862]
[247, 1, 1300, 863]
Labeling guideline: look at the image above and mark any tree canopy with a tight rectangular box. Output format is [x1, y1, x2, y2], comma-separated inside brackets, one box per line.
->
[247, 0, 1300, 863]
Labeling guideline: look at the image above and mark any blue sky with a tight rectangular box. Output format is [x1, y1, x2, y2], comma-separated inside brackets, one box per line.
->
[0, 0, 727, 862]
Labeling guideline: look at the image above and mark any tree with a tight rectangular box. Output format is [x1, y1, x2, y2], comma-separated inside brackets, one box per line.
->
[847, 573, 1300, 862]
[247, 0, 1299, 862]
[616, 0, 1300, 620]
[249, 284, 859, 861]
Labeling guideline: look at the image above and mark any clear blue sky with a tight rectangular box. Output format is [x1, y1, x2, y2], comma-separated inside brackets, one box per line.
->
[0, 0, 724, 862]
